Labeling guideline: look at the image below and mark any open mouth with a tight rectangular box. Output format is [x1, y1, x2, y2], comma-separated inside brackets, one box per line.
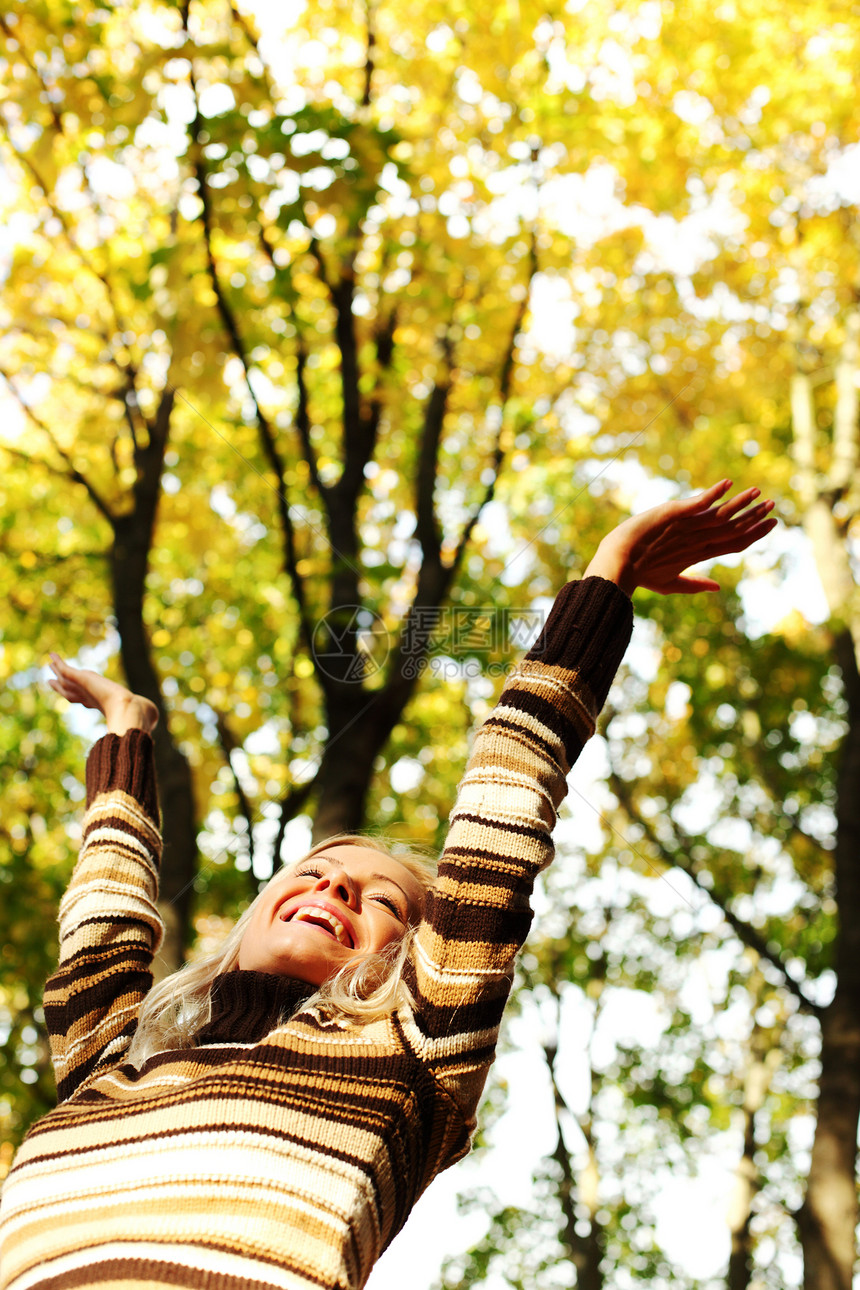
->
[281, 906, 354, 949]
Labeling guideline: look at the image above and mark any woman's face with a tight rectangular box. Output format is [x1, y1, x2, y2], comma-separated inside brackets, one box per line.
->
[237, 844, 426, 985]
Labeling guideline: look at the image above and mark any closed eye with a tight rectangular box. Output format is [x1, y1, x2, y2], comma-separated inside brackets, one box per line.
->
[372, 894, 404, 920]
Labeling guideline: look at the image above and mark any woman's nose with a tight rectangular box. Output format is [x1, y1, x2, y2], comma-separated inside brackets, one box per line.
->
[313, 870, 357, 908]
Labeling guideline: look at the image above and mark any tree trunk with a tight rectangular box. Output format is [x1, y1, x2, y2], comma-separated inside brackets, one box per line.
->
[543, 1028, 605, 1290]
[791, 331, 860, 1289]
[310, 687, 398, 843]
[109, 390, 199, 974]
[798, 635, 860, 1290]
[112, 526, 199, 975]
[799, 1001, 860, 1290]
[727, 1022, 779, 1290]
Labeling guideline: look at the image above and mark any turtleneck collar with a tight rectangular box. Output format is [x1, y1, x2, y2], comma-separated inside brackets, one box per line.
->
[196, 970, 316, 1045]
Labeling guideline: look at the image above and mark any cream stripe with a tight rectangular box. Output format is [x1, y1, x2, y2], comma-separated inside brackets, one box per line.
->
[87, 794, 160, 835]
[73, 819, 158, 866]
[412, 934, 511, 984]
[398, 1012, 499, 1062]
[453, 767, 560, 813]
[2, 1172, 356, 1230]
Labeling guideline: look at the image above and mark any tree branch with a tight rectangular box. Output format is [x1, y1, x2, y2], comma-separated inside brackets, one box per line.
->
[543, 997, 605, 1290]
[215, 711, 256, 892]
[414, 352, 453, 570]
[607, 769, 823, 1018]
[0, 14, 64, 135]
[253, 228, 328, 503]
[329, 270, 367, 500]
[384, 252, 538, 705]
[227, 1, 262, 55]
[0, 127, 129, 345]
[270, 777, 317, 876]
[293, 343, 324, 495]
[727, 1012, 779, 1290]
[185, 60, 313, 655]
[362, 0, 376, 107]
[0, 373, 115, 524]
[827, 309, 859, 499]
[447, 232, 538, 582]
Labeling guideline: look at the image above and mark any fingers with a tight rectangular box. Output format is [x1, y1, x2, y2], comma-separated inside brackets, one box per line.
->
[703, 501, 776, 547]
[673, 498, 775, 558]
[48, 657, 77, 698]
[48, 676, 89, 706]
[711, 487, 763, 522]
[720, 515, 778, 554]
[668, 574, 722, 593]
[694, 489, 771, 531]
[49, 653, 72, 680]
[685, 479, 733, 513]
[632, 481, 777, 597]
[664, 486, 773, 550]
[47, 654, 103, 711]
[656, 500, 775, 563]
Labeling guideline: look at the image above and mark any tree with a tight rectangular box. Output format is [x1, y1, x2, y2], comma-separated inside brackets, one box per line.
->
[590, 6, 860, 1276]
[428, 2, 860, 1285]
[4, 4, 859, 1287]
[0, 0, 618, 1159]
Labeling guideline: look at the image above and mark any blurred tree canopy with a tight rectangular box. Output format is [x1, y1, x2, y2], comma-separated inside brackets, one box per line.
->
[1, 1, 859, 1288]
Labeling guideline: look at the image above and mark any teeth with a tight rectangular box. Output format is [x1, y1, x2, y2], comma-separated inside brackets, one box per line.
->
[288, 906, 352, 948]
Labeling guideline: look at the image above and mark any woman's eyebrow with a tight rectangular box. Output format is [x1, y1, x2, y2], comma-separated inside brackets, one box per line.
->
[367, 872, 410, 902]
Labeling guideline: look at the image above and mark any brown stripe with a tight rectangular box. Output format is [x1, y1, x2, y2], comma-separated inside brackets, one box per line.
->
[449, 811, 547, 842]
[436, 852, 532, 893]
[50, 965, 150, 1015]
[45, 1072, 425, 1142]
[488, 690, 585, 763]
[423, 888, 533, 946]
[411, 991, 507, 1039]
[21, 1106, 407, 1179]
[42, 1247, 330, 1290]
[48, 937, 152, 985]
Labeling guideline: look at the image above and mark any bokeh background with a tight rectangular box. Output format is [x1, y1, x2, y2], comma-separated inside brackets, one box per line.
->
[1, 2, 859, 1287]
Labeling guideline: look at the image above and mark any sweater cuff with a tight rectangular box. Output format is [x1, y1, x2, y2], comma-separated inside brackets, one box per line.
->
[85, 730, 159, 825]
[525, 576, 634, 710]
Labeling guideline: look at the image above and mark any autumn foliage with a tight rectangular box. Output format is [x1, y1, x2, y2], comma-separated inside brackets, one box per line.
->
[1, 2, 859, 1287]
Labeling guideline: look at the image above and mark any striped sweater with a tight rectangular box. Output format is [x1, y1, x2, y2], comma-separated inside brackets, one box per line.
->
[0, 577, 632, 1290]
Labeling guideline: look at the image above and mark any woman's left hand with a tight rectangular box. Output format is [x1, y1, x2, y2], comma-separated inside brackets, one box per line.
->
[584, 480, 777, 597]
[48, 655, 159, 735]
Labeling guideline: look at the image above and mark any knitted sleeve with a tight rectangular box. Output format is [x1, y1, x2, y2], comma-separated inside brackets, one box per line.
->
[43, 730, 163, 1101]
[403, 576, 633, 1144]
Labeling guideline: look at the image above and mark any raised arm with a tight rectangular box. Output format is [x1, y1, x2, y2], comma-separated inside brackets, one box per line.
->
[405, 481, 776, 1156]
[44, 659, 163, 1100]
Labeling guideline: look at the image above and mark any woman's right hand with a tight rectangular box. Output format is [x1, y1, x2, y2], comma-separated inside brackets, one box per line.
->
[49, 655, 159, 736]
[583, 480, 777, 597]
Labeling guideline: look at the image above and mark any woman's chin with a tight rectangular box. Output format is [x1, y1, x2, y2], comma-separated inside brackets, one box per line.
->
[238, 937, 349, 984]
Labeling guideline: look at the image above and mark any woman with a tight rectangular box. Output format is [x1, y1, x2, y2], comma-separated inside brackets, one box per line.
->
[0, 482, 775, 1290]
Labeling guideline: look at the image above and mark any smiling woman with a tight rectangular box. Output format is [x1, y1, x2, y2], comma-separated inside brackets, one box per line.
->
[238, 844, 428, 976]
[124, 836, 436, 1065]
[0, 482, 777, 1290]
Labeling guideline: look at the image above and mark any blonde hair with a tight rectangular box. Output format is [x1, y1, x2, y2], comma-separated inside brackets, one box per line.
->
[126, 834, 437, 1067]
